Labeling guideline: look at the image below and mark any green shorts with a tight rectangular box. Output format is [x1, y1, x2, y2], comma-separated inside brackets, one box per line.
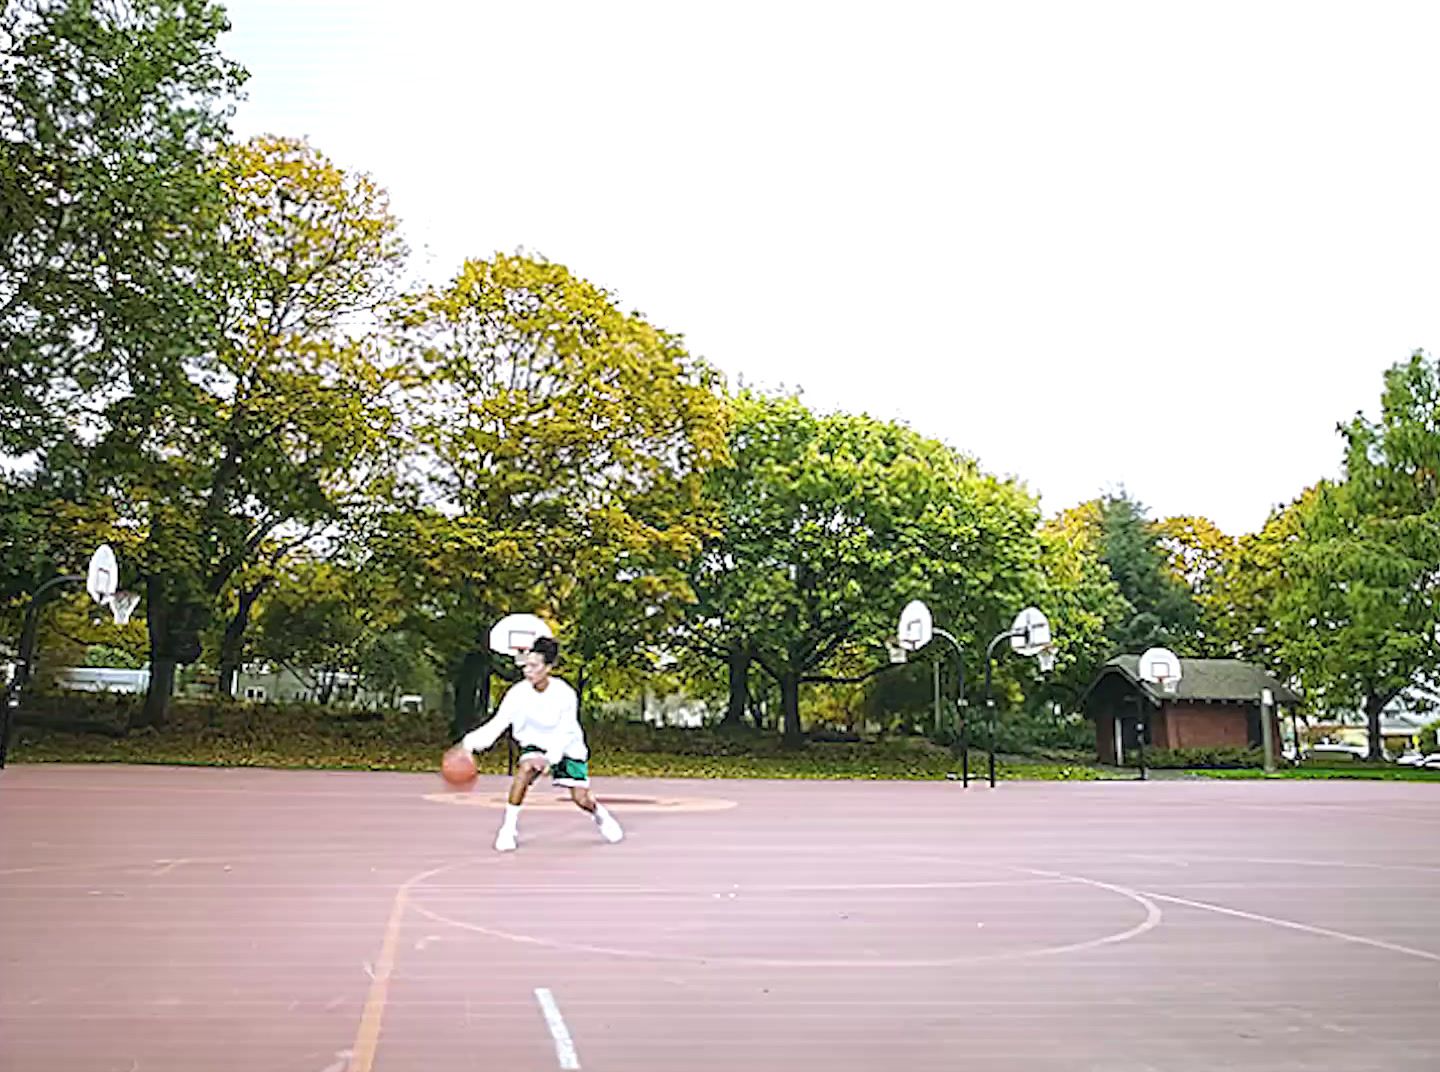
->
[517, 745, 589, 787]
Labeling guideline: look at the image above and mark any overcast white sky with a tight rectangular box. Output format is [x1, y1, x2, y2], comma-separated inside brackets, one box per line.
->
[221, 0, 1440, 535]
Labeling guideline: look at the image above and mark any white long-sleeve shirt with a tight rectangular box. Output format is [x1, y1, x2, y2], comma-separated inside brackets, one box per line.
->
[460, 677, 587, 765]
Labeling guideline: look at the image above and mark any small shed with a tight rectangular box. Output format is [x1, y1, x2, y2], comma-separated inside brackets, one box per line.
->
[1079, 656, 1300, 765]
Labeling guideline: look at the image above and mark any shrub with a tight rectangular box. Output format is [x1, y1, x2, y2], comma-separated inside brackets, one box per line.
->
[1420, 721, 1439, 754]
[1144, 746, 1264, 769]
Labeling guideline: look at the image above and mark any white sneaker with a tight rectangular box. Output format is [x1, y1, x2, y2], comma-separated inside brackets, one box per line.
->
[494, 827, 517, 852]
[597, 815, 624, 844]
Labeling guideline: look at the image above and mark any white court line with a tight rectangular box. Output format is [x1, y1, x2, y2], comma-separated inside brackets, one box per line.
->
[1163, 854, 1440, 875]
[410, 875, 1163, 969]
[1141, 890, 1440, 964]
[534, 988, 581, 1069]
[417, 879, 1069, 895]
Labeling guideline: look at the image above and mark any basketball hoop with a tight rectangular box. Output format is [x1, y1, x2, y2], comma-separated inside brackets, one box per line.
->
[507, 632, 537, 666]
[885, 637, 909, 665]
[108, 591, 140, 627]
[896, 600, 933, 652]
[1138, 647, 1182, 695]
[1009, 607, 1052, 656]
[488, 613, 554, 667]
[86, 545, 118, 604]
[1037, 645, 1057, 674]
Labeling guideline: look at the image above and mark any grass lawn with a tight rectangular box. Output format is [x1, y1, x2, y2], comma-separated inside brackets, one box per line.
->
[6, 697, 1435, 783]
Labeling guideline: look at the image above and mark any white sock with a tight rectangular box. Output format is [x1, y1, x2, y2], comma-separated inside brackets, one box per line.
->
[593, 803, 611, 825]
[503, 803, 522, 831]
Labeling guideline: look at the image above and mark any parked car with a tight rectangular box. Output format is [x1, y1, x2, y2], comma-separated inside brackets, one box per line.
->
[1309, 742, 1369, 761]
[1393, 752, 1440, 770]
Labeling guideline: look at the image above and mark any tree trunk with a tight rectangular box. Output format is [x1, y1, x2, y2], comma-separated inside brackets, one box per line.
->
[135, 577, 173, 729]
[780, 671, 802, 747]
[451, 648, 489, 740]
[216, 582, 267, 698]
[135, 575, 205, 730]
[747, 681, 766, 730]
[1365, 693, 1386, 760]
[139, 657, 177, 728]
[722, 646, 750, 727]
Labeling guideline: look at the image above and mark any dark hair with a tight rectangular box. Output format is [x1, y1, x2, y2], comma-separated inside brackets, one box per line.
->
[531, 636, 559, 665]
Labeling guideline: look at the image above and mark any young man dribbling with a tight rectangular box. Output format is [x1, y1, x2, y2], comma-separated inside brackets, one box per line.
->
[449, 636, 623, 852]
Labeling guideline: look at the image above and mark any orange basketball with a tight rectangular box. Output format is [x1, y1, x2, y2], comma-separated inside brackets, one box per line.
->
[441, 747, 476, 787]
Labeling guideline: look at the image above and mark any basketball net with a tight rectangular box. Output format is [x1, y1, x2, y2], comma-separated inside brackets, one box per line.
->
[108, 591, 140, 626]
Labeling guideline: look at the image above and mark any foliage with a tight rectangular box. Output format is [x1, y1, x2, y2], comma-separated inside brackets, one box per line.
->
[91, 136, 407, 725]
[1273, 352, 1440, 755]
[16, 694, 1432, 780]
[680, 392, 1042, 745]
[357, 630, 439, 706]
[1205, 487, 1318, 672]
[0, 0, 246, 455]
[1154, 514, 1237, 657]
[989, 706, 1095, 756]
[1421, 720, 1439, 754]
[384, 253, 729, 732]
[250, 556, 400, 700]
[1144, 746, 1263, 769]
[84, 644, 146, 670]
[0, 464, 129, 638]
[8, 695, 1116, 780]
[864, 661, 939, 735]
[1092, 492, 1200, 651]
[1032, 504, 1131, 709]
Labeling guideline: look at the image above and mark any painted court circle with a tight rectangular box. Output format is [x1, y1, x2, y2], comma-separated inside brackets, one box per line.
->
[406, 863, 1163, 969]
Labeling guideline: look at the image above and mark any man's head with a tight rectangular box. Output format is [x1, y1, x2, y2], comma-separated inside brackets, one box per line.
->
[523, 636, 559, 686]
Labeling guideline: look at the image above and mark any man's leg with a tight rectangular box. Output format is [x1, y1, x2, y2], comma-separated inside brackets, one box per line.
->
[496, 758, 545, 851]
[509, 760, 544, 805]
[570, 786, 623, 843]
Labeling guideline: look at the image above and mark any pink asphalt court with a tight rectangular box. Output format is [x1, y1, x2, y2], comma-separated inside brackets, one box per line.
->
[2, 764, 1438, 1071]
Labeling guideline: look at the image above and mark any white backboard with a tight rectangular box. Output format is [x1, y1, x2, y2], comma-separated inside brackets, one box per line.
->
[1138, 647, 1182, 693]
[488, 613, 554, 657]
[1009, 606, 1052, 656]
[86, 545, 118, 603]
[897, 600, 933, 651]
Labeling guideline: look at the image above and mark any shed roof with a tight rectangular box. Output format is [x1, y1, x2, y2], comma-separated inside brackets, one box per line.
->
[1081, 656, 1302, 709]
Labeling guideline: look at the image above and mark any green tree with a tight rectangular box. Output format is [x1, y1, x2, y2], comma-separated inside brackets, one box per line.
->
[1032, 503, 1131, 710]
[251, 557, 395, 703]
[1205, 487, 1317, 668]
[1421, 719, 1439, 755]
[1094, 492, 1200, 651]
[96, 136, 407, 726]
[0, 459, 140, 691]
[1274, 352, 1440, 757]
[388, 253, 728, 737]
[1155, 514, 1237, 657]
[0, 0, 245, 455]
[357, 630, 438, 709]
[680, 393, 1042, 746]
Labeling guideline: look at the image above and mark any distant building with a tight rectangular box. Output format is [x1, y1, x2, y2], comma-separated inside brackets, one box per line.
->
[1305, 702, 1433, 757]
[1079, 656, 1298, 764]
[52, 662, 439, 712]
[54, 667, 150, 694]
